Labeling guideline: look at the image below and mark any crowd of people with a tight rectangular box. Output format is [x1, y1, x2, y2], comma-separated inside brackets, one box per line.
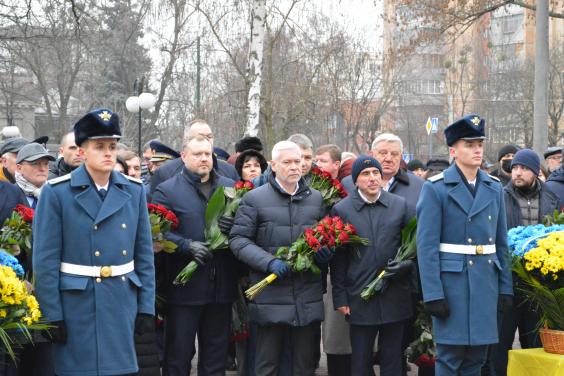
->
[0, 108, 563, 376]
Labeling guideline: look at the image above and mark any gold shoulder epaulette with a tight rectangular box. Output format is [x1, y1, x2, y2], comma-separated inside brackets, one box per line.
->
[125, 175, 143, 184]
[428, 172, 444, 183]
[47, 174, 71, 185]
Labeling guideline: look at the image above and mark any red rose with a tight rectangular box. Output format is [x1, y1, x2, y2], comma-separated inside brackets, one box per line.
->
[334, 220, 344, 231]
[15, 204, 34, 222]
[234, 181, 245, 190]
[337, 231, 350, 243]
[316, 224, 325, 234]
[306, 236, 320, 250]
[322, 216, 333, 226]
[328, 237, 336, 247]
[243, 181, 254, 190]
[321, 171, 332, 180]
[304, 228, 315, 238]
[165, 212, 179, 229]
[311, 167, 322, 176]
[147, 203, 158, 213]
[415, 354, 435, 368]
[344, 223, 356, 234]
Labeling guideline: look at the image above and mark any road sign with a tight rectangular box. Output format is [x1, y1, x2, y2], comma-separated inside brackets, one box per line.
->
[431, 117, 438, 133]
[425, 117, 432, 135]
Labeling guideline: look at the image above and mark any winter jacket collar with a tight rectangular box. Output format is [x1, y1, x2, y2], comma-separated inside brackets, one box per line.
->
[350, 187, 391, 211]
[442, 164, 498, 216]
[268, 173, 311, 201]
[548, 166, 564, 183]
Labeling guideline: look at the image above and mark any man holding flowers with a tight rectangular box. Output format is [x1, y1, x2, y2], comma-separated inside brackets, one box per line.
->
[416, 115, 513, 376]
[331, 155, 413, 375]
[229, 140, 330, 376]
[151, 134, 237, 376]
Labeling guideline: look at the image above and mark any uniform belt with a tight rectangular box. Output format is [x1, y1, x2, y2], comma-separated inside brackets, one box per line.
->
[60, 261, 134, 278]
[439, 243, 495, 255]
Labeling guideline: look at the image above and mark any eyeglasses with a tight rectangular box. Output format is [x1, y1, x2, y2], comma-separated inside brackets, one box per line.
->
[546, 155, 562, 162]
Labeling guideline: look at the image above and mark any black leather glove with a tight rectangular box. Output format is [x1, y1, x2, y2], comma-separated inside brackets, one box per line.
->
[187, 241, 212, 266]
[383, 259, 414, 280]
[424, 299, 450, 319]
[218, 215, 234, 236]
[267, 259, 291, 279]
[135, 314, 155, 336]
[313, 247, 334, 265]
[42, 320, 67, 344]
[498, 294, 513, 314]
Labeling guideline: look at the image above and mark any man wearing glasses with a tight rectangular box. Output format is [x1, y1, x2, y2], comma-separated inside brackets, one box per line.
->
[544, 146, 562, 175]
[15, 142, 55, 209]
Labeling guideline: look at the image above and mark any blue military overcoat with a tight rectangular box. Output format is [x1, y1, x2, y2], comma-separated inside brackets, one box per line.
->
[33, 165, 155, 376]
[416, 164, 513, 345]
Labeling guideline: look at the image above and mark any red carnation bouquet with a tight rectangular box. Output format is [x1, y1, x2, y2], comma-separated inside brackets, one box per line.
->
[245, 216, 369, 299]
[174, 181, 254, 285]
[148, 203, 179, 254]
[0, 204, 34, 256]
[309, 167, 347, 206]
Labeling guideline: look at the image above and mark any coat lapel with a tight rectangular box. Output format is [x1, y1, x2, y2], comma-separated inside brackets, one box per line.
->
[94, 171, 131, 225]
[444, 166, 473, 215]
[71, 166, 101, 221]
[468, 170, 495, 218]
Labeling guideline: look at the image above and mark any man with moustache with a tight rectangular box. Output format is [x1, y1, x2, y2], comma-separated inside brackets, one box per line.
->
[33, 108, 155, 376]
[152, 135, 238, 376]
[416, 114, 513, 375]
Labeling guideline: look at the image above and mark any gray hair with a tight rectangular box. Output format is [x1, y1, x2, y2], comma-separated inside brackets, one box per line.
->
[287, 133, 313, 150]
[371, 133, 403, 153]
[272, 140, 301, 161]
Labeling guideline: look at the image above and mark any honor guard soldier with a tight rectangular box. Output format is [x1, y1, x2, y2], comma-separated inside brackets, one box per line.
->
[148, 140, 180, 174]
[416, 115, 513, 375]
[33, 108, 156, 376]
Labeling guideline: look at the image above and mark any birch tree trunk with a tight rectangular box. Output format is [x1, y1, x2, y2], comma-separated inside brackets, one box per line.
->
[244, 0, 266, 137]
[533, 0, 549, 154]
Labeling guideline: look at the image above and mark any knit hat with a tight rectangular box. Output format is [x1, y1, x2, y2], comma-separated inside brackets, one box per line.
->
[351, 155, 382, 184]
[510, 149, 540, 176]
[497, 144, 520, 161]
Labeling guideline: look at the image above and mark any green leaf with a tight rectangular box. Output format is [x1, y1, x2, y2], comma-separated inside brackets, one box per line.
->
[295, 253, 308, 272]
[205, 186, 226, 230]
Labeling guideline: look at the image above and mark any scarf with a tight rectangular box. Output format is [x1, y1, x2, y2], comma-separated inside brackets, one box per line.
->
[15, 172, 42, 198]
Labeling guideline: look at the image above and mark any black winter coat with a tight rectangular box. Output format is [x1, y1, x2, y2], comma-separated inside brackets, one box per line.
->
[149, 156, 239, 197]
[546, 167, 564, 210]
[342, 168, 423, 218]
[504, 180, 559, 230]
[0, 180, 25, 224]
[330, 189, 413, 326]
[229, 175, 326, 326]
[135, 329, 160, 376]
[152, 167, 239, 306]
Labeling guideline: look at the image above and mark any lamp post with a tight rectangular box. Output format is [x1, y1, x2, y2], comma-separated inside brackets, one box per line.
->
[125, 76, 156, 156]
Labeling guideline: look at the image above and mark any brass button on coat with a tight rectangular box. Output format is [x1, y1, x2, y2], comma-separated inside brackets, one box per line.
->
[121, 223, 127, 229]
[95, 251, 101, 257]
[476, 245, 483, 255]
[468, 260, 474, 266]
[122, 250, 127, 256]
[96, 278, 102, 283]
[467, 238, 472, 244]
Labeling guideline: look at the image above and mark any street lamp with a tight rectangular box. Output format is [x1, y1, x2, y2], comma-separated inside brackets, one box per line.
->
[126, 76, 156, 156]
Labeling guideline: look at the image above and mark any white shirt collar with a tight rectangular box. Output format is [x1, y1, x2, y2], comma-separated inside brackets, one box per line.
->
[276, 178, 299, 196]
[357, 188, 380, 204]
[95, 182, 109, 191]
[384, 176, 395, 191]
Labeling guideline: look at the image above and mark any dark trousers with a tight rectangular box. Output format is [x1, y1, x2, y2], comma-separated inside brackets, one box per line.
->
[326, 354, 351, 376]
[436, 344, 487, 376]
[350, 321, 403, 376]
[163, 303, 231, 376]
[489, 297, 540, 376]
[255, 323, 317, 376]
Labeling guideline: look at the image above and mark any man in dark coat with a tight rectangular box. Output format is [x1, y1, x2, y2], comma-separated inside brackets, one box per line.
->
[48, 131, 83, 179]
[152, 135, 237, 376]
[0, 180, 25, 224]
[229, 140, 330, 376]
[331, 156, 413, 376]
[149, 120, 238, 197]
[489, 149, 559, 376]
[341, 133, 423, 218]
[490, 144, 520, 187]
[546, 148, 564, 209]
[0, 137, 28, 183]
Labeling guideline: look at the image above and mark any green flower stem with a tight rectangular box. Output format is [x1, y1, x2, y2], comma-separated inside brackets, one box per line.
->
[360, 270, 386, 301]
[173, 261, 199, 285]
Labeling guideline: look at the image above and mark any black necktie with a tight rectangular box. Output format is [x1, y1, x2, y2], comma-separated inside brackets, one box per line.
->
[99, 188, 107, 201]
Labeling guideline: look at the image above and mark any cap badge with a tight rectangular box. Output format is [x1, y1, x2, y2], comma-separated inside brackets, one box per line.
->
[99, 111, 112, 122]
[471, 116, 480, 126]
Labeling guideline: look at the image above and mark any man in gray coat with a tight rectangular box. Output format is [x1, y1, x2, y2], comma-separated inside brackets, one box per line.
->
[331, 156, 413, 376]
[230, 140, 331, 376]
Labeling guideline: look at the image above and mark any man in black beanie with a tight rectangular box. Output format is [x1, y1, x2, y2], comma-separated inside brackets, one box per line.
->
[491, 144, 520, 186]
